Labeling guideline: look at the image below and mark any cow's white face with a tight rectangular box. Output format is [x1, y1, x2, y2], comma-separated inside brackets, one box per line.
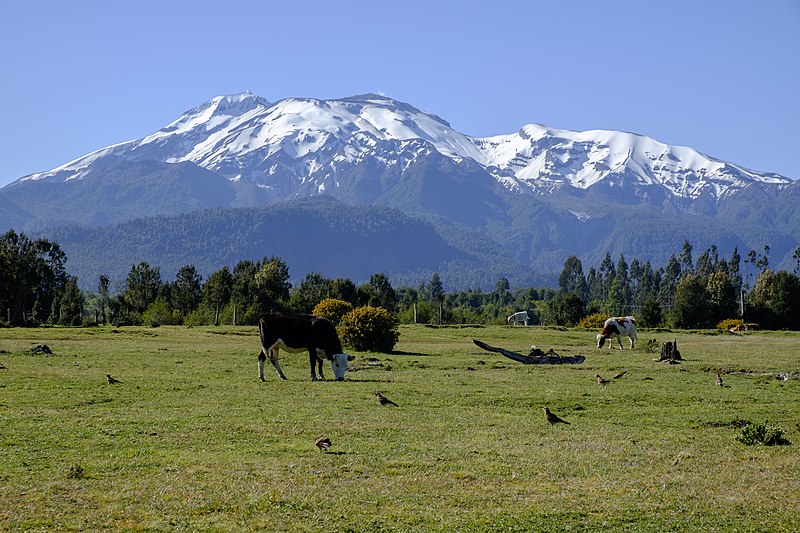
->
[596, 333, 605, 348]
[330, 353, 355, 381]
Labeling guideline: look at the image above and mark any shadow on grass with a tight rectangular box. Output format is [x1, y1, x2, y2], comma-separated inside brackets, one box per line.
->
[389, 350, 432, 357]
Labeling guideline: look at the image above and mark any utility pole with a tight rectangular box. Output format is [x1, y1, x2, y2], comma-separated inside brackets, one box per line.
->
[739, 287, 745, 318]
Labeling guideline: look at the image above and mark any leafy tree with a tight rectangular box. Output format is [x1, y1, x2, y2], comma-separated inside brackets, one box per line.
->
[495, 276, 511, 305]
[695, 249, 713, 278]
[328, 277, 358, 304]
[558, 256, 587, 301]
[426, 273, 445, 303]
[639, 297, 663, 328]
[98, 274, 111, 324]
[598, 252, 615, 300]
[203, 266, 233, 325]
[705, 271, 737, 324]
[54, 276, 84, 326]
[660, 254, 682, 307]
[633, 261, 656, 307]
[291, 272, 330, 313]
[171, 265, 203, 317]
[0, 230, 68, 325]
[358, 273, 397, 311]
[729, 246, 742, 285]
[255, 256, 291, 312]
[539, 292, 584, 326]
[228, 260, 264, 323]
[671, 275, 711, 328]
[143, 299, 182, 326]
[120, 261, 162, 318]
[749, 270, 800, 329]
[587, 266, 603, 302]
[679, 240, 694, 276]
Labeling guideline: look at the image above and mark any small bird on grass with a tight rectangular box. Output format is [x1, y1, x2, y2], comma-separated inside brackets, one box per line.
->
[374, 392, 398, 407]
[0, 362, 7, 370]
[612, 371, 627, 380]
[106, 374, 122, 384]
[315, 435, 332, 452]
[715, 372, 724, 387]
[543, 407, 570, 425]
[596, 374, 611, 386]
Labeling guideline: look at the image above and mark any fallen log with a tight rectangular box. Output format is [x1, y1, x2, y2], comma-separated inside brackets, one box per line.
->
[473, 339, 585, 365]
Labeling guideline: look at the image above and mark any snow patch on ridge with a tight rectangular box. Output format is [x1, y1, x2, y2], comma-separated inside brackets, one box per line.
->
[7, 91, 792, 204]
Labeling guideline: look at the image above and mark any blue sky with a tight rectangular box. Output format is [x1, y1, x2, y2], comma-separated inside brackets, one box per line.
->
[1, 0, 798, 187]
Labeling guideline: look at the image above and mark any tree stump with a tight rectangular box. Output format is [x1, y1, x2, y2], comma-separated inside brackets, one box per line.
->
[656, 339, 682, 363]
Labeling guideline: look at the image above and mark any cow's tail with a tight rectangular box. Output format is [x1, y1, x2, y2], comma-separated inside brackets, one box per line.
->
[258, 319, 268, 358]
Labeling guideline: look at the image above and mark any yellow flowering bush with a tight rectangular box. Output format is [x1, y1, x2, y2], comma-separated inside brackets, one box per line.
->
[577, 312, 608, 330]
[717, 318, 744, 331]
[339, 306, 400, 352]
[312, 298, 354, 325]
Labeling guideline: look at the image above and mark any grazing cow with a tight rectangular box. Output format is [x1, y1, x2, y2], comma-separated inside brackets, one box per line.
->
[258, 314, 354, 382]
[507, 311, 530, 326]
[729, 322, 761, 333]
[596, 316, 637, 349]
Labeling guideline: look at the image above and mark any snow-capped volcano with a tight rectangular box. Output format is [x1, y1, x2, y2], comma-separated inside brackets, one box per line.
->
[476, 124, 790, 199]
[17, 92, 484, 191]
[5, 91, 800, 289]
[13, 90, 791, 204]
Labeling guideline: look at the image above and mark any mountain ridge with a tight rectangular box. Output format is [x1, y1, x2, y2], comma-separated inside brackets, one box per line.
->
[9, 91, 791, 200]
[2, 91, 798, 289]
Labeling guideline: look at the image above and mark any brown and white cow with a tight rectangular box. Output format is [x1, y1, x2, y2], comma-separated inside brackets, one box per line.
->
[258, 314, 354, 382]
[596, 316, 637, 349]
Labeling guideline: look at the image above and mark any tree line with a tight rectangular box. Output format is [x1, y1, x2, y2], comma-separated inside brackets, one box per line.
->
[3, 229, 799, 329]
[549, 241, 800, 329]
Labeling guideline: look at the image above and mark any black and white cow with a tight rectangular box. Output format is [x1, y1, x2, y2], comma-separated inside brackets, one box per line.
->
[507, 311, 530, 326]
[596, 316, 637, 349]
[258, 314, 354, 382]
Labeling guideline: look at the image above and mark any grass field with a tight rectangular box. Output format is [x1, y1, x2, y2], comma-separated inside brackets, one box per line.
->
[1, 324, 799, 531]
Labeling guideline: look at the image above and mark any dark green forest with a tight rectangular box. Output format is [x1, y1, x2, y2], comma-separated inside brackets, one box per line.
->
[3, 228, 799, 330]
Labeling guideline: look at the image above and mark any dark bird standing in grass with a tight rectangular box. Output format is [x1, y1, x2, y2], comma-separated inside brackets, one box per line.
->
[716, 372, 724, 387]
[596, 374, 611, 386]
[612, 371, 627, 379]
[106, 374, 122, 384]
[315, 435, 332, 452]
[543, 407, 570, 425]
[375, 392, 399, 407]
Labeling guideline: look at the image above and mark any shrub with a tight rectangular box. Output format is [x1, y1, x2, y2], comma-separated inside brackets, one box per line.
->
[578, 312, 608, 330]
[736, 422, 791, 446]
[717, 318, 744, 332]
[183, 306, 216, 326]
[142, 299, 182, 327]
[312, 298, 354, 325]
[339, 306, 400, 352]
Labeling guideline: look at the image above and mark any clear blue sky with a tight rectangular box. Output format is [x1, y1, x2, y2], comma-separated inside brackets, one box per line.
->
[1, 0, 798, 187]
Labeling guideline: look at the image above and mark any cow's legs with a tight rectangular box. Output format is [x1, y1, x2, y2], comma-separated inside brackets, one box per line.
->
[259, 347, 287, 381]
[309, 349, 325, 381]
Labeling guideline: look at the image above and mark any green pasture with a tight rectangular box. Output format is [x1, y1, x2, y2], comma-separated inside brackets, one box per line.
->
[1, 325, 798, 531]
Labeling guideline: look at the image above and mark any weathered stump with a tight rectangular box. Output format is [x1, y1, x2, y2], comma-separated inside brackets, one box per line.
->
[656, 339, 682, 363]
